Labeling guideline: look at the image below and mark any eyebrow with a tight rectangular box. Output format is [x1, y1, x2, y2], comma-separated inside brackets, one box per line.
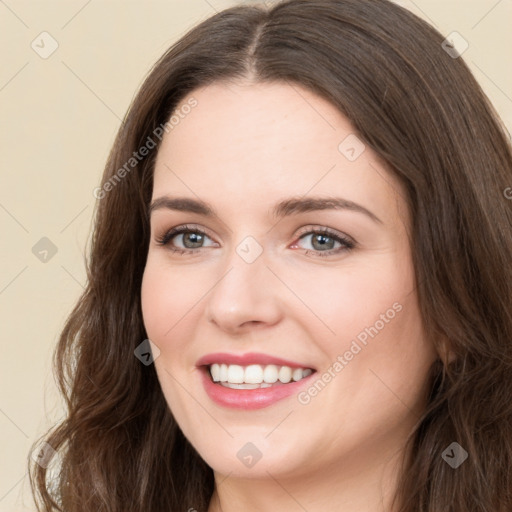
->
[149, 195, 383, 224]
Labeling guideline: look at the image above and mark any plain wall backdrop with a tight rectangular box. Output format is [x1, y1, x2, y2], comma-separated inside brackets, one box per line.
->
[1, 0, 511, 510]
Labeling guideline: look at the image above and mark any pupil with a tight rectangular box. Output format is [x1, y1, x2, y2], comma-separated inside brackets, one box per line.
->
[184, 233, 203, 248]
[312, 234, 334, 251]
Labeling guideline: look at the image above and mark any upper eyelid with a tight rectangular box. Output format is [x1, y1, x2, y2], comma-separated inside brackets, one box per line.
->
[166, 224, 216, 241]
[157, 224, 349, 238]
[155, 224, 216, 246]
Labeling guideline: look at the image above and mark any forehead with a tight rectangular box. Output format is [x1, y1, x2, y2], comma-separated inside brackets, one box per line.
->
[156, 81, 352, 175]
[152, 81, 407, 226]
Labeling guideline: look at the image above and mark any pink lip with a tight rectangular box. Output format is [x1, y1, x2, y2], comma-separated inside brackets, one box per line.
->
[199, 368, 316, 410]
[196, 352, 314, 369]
[196, 352, 316, 410]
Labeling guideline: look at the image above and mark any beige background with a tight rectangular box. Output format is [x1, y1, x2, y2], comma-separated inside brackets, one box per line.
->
[1, 0, 511, 510]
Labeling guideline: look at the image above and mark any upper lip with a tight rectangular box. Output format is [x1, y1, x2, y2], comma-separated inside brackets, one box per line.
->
[196, 352, 315, 370]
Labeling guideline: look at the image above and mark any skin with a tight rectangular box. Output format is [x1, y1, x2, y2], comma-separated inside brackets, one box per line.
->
[141, 80, 439, 512]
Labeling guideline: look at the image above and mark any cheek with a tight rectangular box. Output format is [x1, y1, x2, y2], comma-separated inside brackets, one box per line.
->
[140, 259, 201, 418]
[288, 250, 433, 401]
[285, 252, 417, 353]
[288, 268, 433, 460]
[140, 257, 205, 345]
[141, 265, 172, 343]
[309, 259, 433, 420]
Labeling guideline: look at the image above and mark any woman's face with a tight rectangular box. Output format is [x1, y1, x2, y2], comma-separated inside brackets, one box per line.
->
[141, 81, 438, 481]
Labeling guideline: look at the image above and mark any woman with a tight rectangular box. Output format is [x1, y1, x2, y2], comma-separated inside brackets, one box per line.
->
[29, 0, 512, 511]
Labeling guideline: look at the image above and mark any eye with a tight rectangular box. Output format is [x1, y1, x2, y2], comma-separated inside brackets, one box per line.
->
[155, 225, 217, 255]
[154, 224, 356, 258]
[292, 227, 356, 257]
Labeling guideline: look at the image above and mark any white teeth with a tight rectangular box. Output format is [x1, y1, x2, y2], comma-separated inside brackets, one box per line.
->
[244, 364, 264, 384]
[263, 364, 279, 383]
[278, 366, 292, 383]
[208, 363, 313, 386]
[220, 382, 273, 389]
[220, 363, 228, 382]
[210, 363, 220, 382]
[292, 368, 303, 381]
[227, 364, 244, 383]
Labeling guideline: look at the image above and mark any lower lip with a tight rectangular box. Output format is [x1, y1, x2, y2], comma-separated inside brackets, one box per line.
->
[199, 367, 315, 410]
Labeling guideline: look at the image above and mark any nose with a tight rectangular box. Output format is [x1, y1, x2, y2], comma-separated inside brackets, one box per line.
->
[205, 248, 283, 334]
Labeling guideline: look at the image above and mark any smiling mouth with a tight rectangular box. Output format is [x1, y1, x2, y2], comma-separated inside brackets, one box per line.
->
[205, 363, 315, 389]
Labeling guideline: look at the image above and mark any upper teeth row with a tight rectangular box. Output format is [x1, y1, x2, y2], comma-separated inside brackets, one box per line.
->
[209, 363, 312, 384]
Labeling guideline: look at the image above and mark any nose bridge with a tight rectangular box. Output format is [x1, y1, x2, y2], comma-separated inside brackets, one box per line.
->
[205, 236, 282, 330]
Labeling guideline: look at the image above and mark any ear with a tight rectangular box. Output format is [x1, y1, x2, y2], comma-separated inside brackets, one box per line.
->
[436, 334, 457, 365]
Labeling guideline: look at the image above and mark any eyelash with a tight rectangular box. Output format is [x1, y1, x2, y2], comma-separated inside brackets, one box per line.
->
[154, 224, 356, 258]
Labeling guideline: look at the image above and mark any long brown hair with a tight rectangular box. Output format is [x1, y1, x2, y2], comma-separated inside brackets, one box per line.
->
[29, 0, 512, 510]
